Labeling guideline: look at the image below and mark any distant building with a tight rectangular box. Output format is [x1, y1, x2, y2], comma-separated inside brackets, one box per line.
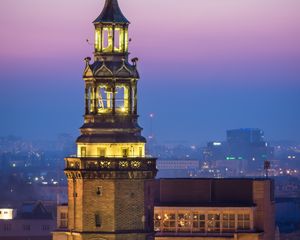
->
[0, 202, 55, 240]
[203, 129, 274, 175]
[227, 128, 273, 171]
[204, 142, 227, 162]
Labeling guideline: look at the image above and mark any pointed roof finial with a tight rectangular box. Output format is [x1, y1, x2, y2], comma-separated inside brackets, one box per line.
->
[94, 0, 129, 24]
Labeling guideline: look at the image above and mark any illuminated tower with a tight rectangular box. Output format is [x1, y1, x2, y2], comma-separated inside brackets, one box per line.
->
[53, 0, 157, 239]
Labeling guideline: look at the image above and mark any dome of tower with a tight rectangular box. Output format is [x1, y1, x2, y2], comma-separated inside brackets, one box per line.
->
[93, 0, 130, 24]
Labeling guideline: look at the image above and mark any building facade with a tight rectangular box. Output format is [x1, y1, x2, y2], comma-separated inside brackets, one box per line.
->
[55, 178, 276, 240]
[146, 179, 276, 240]
[0, 202, 55, 240]
[52, 0, 157, 240]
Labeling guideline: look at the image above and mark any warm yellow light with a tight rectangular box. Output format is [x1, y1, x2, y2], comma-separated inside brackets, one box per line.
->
[95, 29, 101, 51]
[77, 143, 145, 158]
[0, 209, 15, 220]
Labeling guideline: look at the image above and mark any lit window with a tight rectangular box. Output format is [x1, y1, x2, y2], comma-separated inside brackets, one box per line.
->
[81, 147, 87, 157]
[177, 213, 191, 232]
[97, 86, 113, 112]
[122, 148, 129, 157]
[139, 147, 143, 157]
[207, 214, 221, 233]
[97, 148, 106, 157]
[154, 213, 161, 231]
[102, 27, 113, 52]
[192, 213, 205, 232]
[95, 29, 101, 51]
[114, 28, 120, 51]
[237, 214, 250, 230]
[222, 214, 235, 232]
[162, 213, 176, 232]
[116, 86, 126, 112]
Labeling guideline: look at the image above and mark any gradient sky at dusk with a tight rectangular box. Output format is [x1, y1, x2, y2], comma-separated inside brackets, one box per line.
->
[0, 0, 299, 143]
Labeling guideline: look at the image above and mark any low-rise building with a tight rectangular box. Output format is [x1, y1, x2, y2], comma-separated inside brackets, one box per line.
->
[146, 178, 276, 240]
[0, 202, 55, 240]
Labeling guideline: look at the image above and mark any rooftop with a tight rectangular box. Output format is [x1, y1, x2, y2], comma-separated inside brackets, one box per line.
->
[94, 0, 129, 24]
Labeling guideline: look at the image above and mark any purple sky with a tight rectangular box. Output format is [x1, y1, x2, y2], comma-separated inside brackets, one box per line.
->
[0, 0, 299, 143]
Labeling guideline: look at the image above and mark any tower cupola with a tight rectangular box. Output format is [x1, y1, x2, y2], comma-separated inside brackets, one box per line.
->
[93, 0, 130, 58]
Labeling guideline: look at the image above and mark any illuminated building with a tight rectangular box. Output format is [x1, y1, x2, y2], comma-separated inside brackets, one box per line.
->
[52, 1, 276, 240]
[0, 209, 16, 220]
[52, 0, 157, 239]
[146, 179, 276, 240]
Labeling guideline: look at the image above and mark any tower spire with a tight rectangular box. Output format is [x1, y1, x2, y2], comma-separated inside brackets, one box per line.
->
[94, 0, 129, 24]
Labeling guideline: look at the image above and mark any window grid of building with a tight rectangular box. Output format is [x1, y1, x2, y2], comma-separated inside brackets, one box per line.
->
[59, 212, 68, 228]
[222, 214, 236, 232]
[154, 208, 253, 234]
[237, 214, 251, 230]
[3, 224, 12, 232]
[192, 213, 205, 232]
[207, 214, 221, 233]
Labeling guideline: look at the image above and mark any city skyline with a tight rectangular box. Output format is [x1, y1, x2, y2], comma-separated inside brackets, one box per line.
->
[0, 0, 299, 143]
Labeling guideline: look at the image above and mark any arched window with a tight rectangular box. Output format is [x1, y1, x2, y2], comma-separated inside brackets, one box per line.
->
[97, 85, 113, 113]
[115, 85, 129, 113]
[102, 27, 113, 52]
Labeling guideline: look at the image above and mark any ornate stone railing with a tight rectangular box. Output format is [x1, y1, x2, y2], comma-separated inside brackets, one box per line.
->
[65, 156, 157, 172]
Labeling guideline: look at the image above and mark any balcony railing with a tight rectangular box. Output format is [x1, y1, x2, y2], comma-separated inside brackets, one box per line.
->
[68, 154, 154, 158]
[65, 156, 157, 172]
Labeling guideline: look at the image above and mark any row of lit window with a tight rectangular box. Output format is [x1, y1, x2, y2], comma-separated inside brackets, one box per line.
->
[154, 212, 251, 233]
[95, 27, 128, 53]
[80, 147, 143, 158]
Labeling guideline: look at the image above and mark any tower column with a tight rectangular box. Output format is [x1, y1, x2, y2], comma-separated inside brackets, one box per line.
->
[133, 81, 138, 115]
[85, 85, 89, 114]
[112, 82, 116, 114]
[129, 81, 133, 114]
[100, 26, 103, 52]
[123, 25, 126, 53]
[94, 85, 98, 114]
[112, 25, 115, 53]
